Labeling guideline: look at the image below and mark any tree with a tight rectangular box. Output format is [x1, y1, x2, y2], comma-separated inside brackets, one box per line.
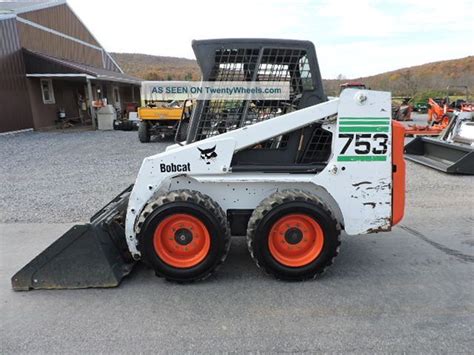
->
[400, 69, 418, 96]
[145, 71, 163, 81]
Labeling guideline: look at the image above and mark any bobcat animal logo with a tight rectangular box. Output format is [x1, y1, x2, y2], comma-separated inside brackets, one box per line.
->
[198, 145, 217, 165]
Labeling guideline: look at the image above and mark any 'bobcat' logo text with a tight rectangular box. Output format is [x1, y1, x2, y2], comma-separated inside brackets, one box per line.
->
[198, 145, 217, 165]
[160, 162, 191, 173]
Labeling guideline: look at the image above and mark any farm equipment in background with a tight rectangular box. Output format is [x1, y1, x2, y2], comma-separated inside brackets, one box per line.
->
[414, 101, 429, 113]
[405, 86, 473, 137]
[339, 82, 366, 93]
[428, 97, 450, 126]
[404, 98, 448, 136]
[113, 103, 140, 131]
[137, 100, 193, 143]
[11, 39, 405, 290]
[445, 85, 473, 111]
[405, 110, 474, 174]
[392, 97, 413, 121]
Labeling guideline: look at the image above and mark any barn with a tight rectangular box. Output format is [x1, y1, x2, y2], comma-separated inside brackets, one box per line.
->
[0, 0, 141, 133]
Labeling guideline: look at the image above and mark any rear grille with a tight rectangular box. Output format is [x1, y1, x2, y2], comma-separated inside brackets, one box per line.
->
[299, 128, 332, 164]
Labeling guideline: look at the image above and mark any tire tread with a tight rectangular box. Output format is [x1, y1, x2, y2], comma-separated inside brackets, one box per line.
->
[246, 189, 341, 280]
[137, 190, 231, 282]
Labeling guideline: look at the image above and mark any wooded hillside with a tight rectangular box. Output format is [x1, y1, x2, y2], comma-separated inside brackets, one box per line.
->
[111, 53, 200, 81]
[111, 53, 474, 96]
[324, 56, 473, 96]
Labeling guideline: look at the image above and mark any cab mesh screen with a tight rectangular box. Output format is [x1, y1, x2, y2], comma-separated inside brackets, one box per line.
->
[194, 47, 312, 143]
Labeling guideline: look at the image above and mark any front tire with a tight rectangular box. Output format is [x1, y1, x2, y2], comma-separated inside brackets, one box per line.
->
[137, 190, 231, 282]
[247, 190, 341, 281]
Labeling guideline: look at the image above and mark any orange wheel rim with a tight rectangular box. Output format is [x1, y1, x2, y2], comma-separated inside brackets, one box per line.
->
[268, 214, 324, 267]
[153, 213, 210, 268]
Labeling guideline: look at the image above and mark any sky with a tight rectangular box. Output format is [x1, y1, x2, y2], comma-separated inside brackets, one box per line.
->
[68, 0, 474, 79]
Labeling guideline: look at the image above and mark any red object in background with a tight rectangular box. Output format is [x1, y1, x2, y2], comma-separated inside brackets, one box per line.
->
[340, 82, 367, 91]
[92, 99, 105, 108]
[125, 102, 139, 113]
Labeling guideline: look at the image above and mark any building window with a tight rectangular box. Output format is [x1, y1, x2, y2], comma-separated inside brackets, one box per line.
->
[40, 79, 55, 104]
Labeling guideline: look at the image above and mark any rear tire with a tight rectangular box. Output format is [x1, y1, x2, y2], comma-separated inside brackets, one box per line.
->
[137, 190, 231, 282]
[138, 121, 150, 143]
[247, 190, 341, 281]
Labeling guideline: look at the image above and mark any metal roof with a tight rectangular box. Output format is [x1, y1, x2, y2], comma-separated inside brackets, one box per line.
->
[0, 0, 65, 16]
[0, 1, 125, 74]
[24, 50, 142, 85]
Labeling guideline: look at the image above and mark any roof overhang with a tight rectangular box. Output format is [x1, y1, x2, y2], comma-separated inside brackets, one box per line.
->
[23, 50, 142, 85]
[94, 74, 142, 85]
[26, 73, 95, 79]
[25, 73, 142, 85]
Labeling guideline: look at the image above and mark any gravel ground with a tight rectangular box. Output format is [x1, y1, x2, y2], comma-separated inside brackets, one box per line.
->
[399, 112, 473, 249]
[0, 130, 165, 223]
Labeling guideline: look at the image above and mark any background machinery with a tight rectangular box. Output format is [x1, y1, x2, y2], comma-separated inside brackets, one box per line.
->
[414, 101, 429, 113]
[405, 111, 474, 174]
[137, 100, 193, 142]
[339, 82, 367, 93]
[12, 39, 405, 290]
[405, 86, 473, 137]
[392, 97, 413, 122]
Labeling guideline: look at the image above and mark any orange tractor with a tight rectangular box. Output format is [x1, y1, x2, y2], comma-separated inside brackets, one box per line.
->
[428, 98, 450, 126]
[405, 98, 454, 136]
[405, 86, 473, 136]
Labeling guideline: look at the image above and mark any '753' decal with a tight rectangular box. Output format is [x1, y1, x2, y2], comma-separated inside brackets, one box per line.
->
[337, 133, 389, 162]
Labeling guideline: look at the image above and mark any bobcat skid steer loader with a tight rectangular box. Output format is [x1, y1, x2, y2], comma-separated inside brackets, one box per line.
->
[12, 39, 405, 290]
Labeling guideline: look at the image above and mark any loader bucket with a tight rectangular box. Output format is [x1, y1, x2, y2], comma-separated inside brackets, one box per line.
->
[404, 137, 474, 174]
[11, 185, 135, 291]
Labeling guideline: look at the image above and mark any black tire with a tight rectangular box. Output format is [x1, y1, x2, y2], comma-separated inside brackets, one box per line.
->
[177, 120, 189, 142]
[137, 190, 231, 282]
[138, 121, 150, 143]
[113, 119, 120, 130]
[247, 190, 341, 281]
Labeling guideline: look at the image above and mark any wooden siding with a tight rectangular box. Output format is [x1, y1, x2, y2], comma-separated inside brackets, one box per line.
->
[17, 22, 104, 68]
[0, 18, 34, 132]
[19, 3, 99, 47]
